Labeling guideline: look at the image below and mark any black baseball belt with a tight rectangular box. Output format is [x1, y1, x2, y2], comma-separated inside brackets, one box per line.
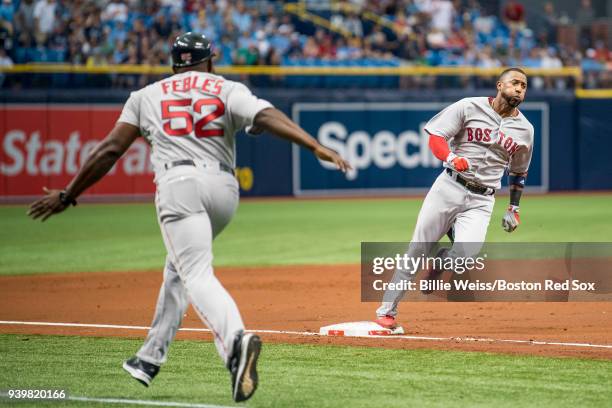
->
[164, 159, 235, 176]
[445, 168, 495, 196]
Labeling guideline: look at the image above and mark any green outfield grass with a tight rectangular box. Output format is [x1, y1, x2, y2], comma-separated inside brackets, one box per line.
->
[0, 334, 610, 408]
[2, 194, 612, 275]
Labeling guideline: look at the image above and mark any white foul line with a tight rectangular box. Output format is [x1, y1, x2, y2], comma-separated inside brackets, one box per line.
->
[0, 393, 233, 408]
[0, 320, 610, 350]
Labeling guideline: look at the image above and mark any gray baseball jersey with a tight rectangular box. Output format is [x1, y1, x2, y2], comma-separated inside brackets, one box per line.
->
[118, 71, 273, 177]
[119, 72, 272, 369]
[424, 97, 534, 189]
[377, 96, 535, 319]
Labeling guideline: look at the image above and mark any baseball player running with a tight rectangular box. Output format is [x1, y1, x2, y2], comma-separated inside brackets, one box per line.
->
[28, 32, 350, 402]
[375, 67, 534, 329]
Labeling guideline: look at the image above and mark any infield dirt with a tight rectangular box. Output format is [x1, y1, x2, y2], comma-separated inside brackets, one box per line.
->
[0, 265, 610, 359]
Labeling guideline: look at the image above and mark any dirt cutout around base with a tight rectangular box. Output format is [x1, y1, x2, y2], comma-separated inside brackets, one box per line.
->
[0, 265, 610, 359]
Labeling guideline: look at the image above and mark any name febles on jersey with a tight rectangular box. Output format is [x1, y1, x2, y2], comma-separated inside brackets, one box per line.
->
[117, 71, 273, 179]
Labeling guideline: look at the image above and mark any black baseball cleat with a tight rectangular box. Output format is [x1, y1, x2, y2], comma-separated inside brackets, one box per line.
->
[227, 331, 262, 402]
[122, 356, 160, 387]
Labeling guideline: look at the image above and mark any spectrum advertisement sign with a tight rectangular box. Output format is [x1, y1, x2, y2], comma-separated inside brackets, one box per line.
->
[291, 102, 548, 196]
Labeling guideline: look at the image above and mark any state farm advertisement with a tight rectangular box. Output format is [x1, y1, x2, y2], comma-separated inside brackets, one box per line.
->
[0, 104, 155, 198]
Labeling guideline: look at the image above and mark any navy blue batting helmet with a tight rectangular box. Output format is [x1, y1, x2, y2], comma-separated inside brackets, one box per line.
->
[171, 32, 215, 68]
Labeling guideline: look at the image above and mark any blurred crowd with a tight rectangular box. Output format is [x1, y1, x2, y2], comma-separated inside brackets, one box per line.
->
[0, 0, 610, 88]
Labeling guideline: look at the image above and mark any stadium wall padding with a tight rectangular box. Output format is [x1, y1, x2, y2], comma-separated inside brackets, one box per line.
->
[0, 89, 609, 198]
[576, 98, 612, 190]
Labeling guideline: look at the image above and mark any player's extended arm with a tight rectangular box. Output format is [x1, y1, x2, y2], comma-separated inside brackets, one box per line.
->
[502, 172, 526, 233]
[27, 123, 140, 221]
[428, 134, 470, 172]
[252, 108, 351, 173]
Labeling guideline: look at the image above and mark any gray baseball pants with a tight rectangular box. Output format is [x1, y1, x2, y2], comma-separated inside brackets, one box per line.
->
[377, 170, 495, 317]
[136, 165, 243, 366]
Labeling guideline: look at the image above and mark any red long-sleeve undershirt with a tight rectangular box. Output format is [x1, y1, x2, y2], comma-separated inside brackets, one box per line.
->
[428, 134, 450, 161]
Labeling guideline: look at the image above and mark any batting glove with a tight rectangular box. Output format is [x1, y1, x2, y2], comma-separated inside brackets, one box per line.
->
[502, 205, 520, 233]
[446, 153, 470, 172]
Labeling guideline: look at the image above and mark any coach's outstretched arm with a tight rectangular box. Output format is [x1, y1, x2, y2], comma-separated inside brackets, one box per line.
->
[27, 123, 140, 221]
[252, 107, 352, 173]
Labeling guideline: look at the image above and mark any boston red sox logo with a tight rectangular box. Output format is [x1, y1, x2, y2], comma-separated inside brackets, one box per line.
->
[181, 52, 192, 63]
[466, 127, 520, 156]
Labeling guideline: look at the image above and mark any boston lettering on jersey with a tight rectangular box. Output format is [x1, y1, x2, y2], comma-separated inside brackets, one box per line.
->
[466, 127, 492, 142]
[160, 75, 224, 96]
[465, 127, 520, 156]
[497, 131, 520, 156]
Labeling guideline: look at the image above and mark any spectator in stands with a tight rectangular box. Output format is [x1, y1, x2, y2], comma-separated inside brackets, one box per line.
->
[349, 36, 366, 60]
[188, 7, 204, 33]
[538, 2, 558, 46]
[397, 32, 425, 62]
[234, 36, 258, 66]
[153, 14, 172, 39]
[108, 20, 128, 45]
[216, 34, 234, 65]
[48, 20, 68, 52]
[269, 23, 292, 56]
[0, 46, 12, 66]
[429, 0, 455, 34]
[593, 40, 611, 63]
[344, 11, 363, 38]
[576, 0, 595, 49]
[232, 1, 252, 34]
[67, 38, 85, 64]
[33, 0, 58, 45]
[168, 12, 183, 34]
[254, 29, 271, 60]
[317, 30, 336, 59]
[0, 0, 14, 27]
[541, 47, 562, 69]
[473, 9, 495, 40]
[414, 0, 433, 14]
[111, 39, 126, 64]
[264, 46, 281, 66]
[5, 0, 606, 89]
[476, 44, 501, 68]
[15, 0, 36, 47]
[303, 36, 320, 58]
[349, 0, 366, 11]
[522, 47, 542, 67]
[285, 32, 303, 58]
[365, 25, 388, 54]
[220, 12, 239, 44]
[86, 42, 108, 67]
[86, 11, 104, 45]
[426, 27, 446, 50]
[502, 0, 526, 32]
[335, 37, 349, 60]
[102, 0, 128, 24]
[446, 27, 467, 51]
[261, 4, 278, 34]
[330, 11, 345, 33]
[160, 0, 183, 17]
[0, 47, 12, 86]
[0, 0, 13, 50]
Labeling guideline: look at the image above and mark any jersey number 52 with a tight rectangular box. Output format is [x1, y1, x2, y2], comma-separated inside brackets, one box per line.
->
[161, 98, 225, 138]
